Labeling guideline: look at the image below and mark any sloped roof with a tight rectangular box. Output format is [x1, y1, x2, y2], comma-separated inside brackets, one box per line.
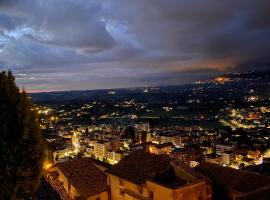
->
[106, 151, 171, 185]
[56, 158, 108, 198]
[195, 162, 270, 193]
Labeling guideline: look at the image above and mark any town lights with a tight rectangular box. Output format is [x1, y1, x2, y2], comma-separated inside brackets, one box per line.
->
[43, 161, 53, 170]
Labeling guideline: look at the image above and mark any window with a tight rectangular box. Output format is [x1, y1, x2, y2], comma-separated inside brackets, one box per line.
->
[149, 191, 154, 199]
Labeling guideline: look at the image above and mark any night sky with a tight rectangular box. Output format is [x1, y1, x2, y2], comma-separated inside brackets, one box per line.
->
[0, 0, 270, 92]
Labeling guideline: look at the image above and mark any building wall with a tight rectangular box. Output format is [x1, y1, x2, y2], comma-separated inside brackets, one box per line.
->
[221, 153, 230, 165]
[107, 151, 123, 164]
[57, 169, 80, 198]
[94, 142, 110, 160]
[173, 182, 207, 200]
[147, 181, 173, 200]
[87, 191, 109, 200]
[160, 135, 183, 147]
[146, 132, 152, 142]
[147, 181, 207, 200]
[215, 144, 234, 154]
[107, 174, 150, 200]
[107, 173, 207, 200]
[149, 145, 172, 155]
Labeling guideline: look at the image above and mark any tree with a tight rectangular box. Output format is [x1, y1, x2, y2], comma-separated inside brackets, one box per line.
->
[0, 71, 44, 199]
[122, 126, 136, 143]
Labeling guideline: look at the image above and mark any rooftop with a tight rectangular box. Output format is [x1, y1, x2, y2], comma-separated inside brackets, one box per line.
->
[152, 167, 187, 188]
[89, 157, 112, 169]
[106, 151, 171, 185]
[195, 162, 270, 194]
[56, 158, 108, 198]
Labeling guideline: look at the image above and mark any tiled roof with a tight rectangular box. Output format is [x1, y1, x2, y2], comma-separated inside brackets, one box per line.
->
[195, 162, 270, 193]
[152, 167, 187, 188]
[106, 150, 171, 185]
[56, 158, 108, 198]
[171, 160, 212, 184]
[90, 158, 112, 169]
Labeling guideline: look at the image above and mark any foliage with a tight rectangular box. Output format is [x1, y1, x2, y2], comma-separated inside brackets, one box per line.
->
[122, 126, 136, 142]
[0, 71, 44, 199]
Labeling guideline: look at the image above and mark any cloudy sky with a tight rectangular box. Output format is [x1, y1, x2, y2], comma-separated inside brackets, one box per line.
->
[0, 0, 270, 92]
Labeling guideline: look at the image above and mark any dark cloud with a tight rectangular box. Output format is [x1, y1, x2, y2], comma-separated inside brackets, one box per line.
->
[0, 0, 269, 91]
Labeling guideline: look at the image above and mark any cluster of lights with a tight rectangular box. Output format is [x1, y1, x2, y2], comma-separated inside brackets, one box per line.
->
[247, 96, 259, 102]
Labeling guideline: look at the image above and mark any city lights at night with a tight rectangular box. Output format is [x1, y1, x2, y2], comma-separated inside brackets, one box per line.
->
[1, 1, 270, 200]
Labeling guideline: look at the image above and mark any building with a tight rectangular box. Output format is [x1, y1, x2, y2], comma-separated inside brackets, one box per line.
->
[133, 131, 151, 144]
[220, 151, 234, 165]
[110, 139, 125, 150]
[158, 133, 184, 147]
[107, 150, 125, 164]
[196, 162, 270, 200]
[134, 122, 150, 132]
[146, 132, 152, 142]
[135, 131, 148, 144]
[106, 151, 209, 200]
[149, 142, 174, 155]
[204, 154, 221, 165]
[94, 140, 110, 160]
[44, 136, 72, 164]
[201, 146, 215, 155]
[45, 158, 109, 200]
[171, 147, 204, 164]
[215, 143, 234, 155]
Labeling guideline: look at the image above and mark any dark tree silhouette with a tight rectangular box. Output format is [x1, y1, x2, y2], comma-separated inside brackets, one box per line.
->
[0, 71, 44, 199]
[122, 126, 136, 143]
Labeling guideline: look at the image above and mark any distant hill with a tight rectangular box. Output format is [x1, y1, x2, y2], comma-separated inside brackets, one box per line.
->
[29, 87, 149, 104]
[29, 89, 116, 103]
[214, 70, 270, 81]
[29, 70, 270, 104]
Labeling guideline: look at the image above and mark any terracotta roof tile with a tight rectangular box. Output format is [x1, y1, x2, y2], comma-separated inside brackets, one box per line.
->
[106, 151, 171, 184]
[56, 158, 108, 198]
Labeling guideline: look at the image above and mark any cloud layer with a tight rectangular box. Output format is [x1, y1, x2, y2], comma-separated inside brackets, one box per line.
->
[0, 0, 270, 91]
